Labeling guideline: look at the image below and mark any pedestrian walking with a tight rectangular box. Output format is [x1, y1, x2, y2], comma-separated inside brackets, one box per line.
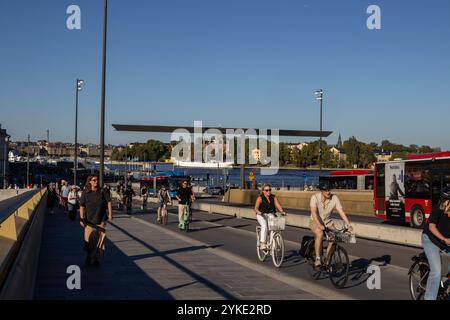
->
[46, 183, 58, 214]
[67, 185, 80, 221]
[79, 175, 113, 266]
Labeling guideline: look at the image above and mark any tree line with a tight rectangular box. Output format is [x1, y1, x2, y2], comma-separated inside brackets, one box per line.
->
[111, 138, 439, 169]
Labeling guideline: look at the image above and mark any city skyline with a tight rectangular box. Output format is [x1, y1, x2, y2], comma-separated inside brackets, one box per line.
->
[1, 0, 450, 150]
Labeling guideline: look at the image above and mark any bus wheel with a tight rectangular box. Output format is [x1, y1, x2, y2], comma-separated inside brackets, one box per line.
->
[411, 206, 426, 229]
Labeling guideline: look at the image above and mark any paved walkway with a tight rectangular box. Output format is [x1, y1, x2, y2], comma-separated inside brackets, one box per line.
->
[34, 207, 319, 300]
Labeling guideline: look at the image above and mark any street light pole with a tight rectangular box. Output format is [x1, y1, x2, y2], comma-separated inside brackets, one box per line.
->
[3, 135, 9, 189]
[26, 134, 30, 188]
[99, 0, 108, 187]
[314, 89, 324, 173]
[74, 79, 84, 186]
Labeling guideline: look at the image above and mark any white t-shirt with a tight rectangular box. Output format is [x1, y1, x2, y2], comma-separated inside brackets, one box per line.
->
[68, 191, 78, 205]
[310, 192, 343, 223]
[61, 185, 70, 198]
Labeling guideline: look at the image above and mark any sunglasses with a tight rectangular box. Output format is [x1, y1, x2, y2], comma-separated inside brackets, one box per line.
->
[264, 189, 271, 192]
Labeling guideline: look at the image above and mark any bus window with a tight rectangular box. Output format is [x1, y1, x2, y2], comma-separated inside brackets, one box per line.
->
[365, 176, 374, 190]
[405, 162, 431, 199]
[375, 164, 385, 198]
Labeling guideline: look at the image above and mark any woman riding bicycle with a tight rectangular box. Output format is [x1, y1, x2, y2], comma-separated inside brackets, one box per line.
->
[254, 184, 285, 250]
[421, 187, 450, 300]
[157, 185, 172, 223]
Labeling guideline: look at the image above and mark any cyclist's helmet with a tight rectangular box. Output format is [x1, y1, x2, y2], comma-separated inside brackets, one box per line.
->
[440, 186, 450, 201]
[319, 182, 331, 191]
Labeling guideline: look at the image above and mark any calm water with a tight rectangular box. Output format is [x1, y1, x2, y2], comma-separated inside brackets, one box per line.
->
[93, 163, 329, 188]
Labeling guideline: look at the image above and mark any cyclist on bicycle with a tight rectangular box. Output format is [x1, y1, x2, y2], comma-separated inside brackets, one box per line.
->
[254, 184, 285, 250]
[421, 187, 450, 300]
[176, 180, 194, 230]
[123, 184, 136, 212]
[157, 185, 172, 223]
[140, 185, 148, 210]
[310, 182, 353, 267]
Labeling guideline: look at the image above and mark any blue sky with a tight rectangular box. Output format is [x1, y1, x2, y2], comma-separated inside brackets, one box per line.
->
[1, 0, 450, 150]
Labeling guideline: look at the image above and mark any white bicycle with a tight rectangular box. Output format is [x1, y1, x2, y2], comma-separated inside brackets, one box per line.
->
[256, 213, 286, 268]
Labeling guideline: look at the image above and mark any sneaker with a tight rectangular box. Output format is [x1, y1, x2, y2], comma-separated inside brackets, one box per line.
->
[314, 257, 322, 267]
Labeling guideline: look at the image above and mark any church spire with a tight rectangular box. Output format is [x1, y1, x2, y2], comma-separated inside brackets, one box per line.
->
[337, 132, 342, 149]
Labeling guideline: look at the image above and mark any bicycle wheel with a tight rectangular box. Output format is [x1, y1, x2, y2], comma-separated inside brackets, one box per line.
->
[256, 227, 267, 262]
[184, 206, 190, 232]
[271, 232, 285, 268]
[409, 260, 429, 300]
[306, 239, 324, 280]
[162, 206, 168, 225]
[328, 245, 350, 289]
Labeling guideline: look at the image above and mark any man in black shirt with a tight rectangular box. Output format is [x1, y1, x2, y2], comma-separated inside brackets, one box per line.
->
[123, 184, 136, 212]
[80, 175, 113, 266]
[176, 180, 193, 230]
[421, 187, 450, 300]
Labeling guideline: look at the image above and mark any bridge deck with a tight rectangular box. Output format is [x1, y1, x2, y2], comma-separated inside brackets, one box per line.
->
[34, 206, 318, 300]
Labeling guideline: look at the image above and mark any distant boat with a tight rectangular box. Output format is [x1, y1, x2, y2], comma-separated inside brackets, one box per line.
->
[174, 160, 234, 168]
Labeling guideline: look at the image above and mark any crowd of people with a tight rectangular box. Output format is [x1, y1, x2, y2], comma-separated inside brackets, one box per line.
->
[42, 174, 450, 300]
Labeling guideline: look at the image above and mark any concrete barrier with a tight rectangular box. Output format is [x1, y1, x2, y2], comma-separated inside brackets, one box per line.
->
[141, 196, 422, 248]
[0, 190, 47, 299]
[224, 189, 375, 217]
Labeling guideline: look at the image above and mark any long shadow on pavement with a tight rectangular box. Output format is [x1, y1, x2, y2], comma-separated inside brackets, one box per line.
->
[109, 220, 237, 299]
[34, 208, 174, 300]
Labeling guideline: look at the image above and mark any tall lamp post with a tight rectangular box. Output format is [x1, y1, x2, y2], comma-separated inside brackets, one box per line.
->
[99, 0, 108, 187]
[26, 134, 30, 188]
[3, 135, 10, 189]
[74, 79, 84, 186]
[314, 89, 324, 172]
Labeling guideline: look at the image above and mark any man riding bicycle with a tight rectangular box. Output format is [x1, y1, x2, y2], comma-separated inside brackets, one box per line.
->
[254, 184, 286, 250]
[176, 180, 194, 230]
[123, 184, 136, 212]
[310, 183, 353, 267]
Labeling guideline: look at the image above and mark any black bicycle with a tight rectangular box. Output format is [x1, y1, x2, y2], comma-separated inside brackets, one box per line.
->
[304, 227, 354, 288]
[408, 251, 450, 300]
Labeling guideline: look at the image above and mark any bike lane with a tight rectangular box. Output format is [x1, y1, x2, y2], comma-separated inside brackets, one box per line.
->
[130, 202, 415, 300]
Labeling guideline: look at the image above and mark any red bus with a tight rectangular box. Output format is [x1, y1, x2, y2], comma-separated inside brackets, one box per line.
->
[319, 169, 374, 190]
[374, 152, 450, 228]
